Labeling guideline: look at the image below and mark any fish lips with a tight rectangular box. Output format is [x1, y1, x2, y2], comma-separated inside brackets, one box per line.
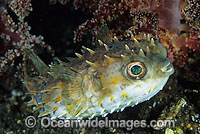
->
[160, 58, 174, 76]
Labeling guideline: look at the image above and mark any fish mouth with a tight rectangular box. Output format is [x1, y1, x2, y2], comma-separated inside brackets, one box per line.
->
[160, 59, 174, 76]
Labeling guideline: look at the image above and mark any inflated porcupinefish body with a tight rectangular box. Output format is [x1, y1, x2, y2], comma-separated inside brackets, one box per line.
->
[23, 33, 174, 119]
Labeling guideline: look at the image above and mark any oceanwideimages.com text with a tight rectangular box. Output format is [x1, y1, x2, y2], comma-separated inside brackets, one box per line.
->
[25, 116, 175, 130]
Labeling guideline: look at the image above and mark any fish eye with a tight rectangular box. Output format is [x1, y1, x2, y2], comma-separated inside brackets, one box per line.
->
[126, 61, 146, 79]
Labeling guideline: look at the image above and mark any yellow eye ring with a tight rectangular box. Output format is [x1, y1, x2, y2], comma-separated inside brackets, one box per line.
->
[126, 61, 146, 79]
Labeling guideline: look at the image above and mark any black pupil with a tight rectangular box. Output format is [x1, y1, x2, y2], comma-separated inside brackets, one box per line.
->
[131, 65, 142, 75]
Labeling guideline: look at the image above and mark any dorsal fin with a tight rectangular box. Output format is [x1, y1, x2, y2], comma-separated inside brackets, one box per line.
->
[23, 48, 49, 76]
[96, 23, 112, 44]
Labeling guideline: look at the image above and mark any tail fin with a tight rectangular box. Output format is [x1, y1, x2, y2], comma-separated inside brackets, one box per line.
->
[23, 48, 88, 118]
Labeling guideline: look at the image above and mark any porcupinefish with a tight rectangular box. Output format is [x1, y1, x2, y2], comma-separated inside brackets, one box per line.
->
[23, 29, 174, 119]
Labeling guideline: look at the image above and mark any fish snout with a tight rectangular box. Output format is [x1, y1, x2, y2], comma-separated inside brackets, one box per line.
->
[160, 59, 174, 76]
